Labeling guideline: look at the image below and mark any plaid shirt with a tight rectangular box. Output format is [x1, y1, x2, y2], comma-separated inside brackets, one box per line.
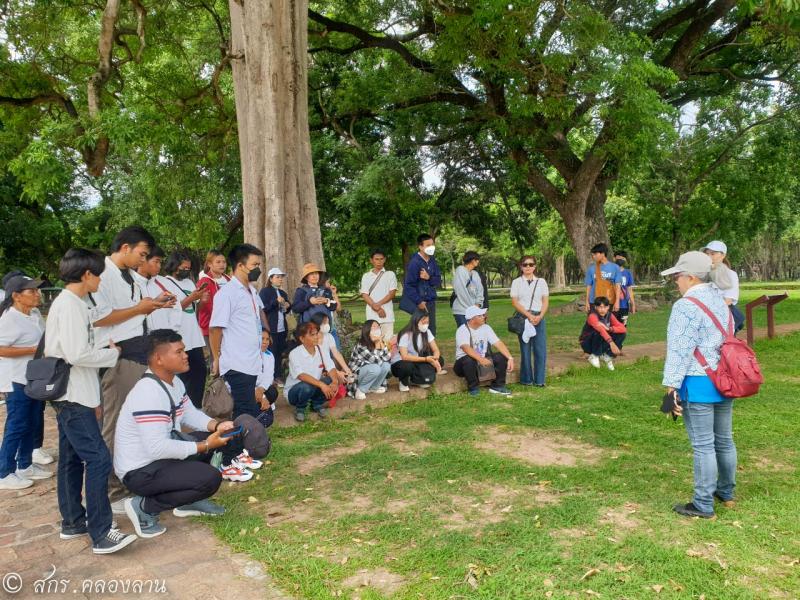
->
[348, 343, 391, 395]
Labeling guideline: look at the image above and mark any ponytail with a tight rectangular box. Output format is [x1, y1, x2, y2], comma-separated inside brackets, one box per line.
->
[0, 295, 12, 316]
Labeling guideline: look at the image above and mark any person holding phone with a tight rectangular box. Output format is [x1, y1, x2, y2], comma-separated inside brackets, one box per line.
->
[115, 329, 249, 539]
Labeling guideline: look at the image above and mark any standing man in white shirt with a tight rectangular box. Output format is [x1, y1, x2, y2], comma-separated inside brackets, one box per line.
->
[359, 249, 398, 342]
[209, 243, 267, 480]
[92, 226, 175, 511]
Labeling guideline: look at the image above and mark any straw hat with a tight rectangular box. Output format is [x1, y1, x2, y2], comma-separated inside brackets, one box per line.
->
[300, 263, 323, 281]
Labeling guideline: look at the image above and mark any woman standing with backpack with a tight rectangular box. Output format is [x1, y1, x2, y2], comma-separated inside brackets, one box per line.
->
[660, 251, 739, 519]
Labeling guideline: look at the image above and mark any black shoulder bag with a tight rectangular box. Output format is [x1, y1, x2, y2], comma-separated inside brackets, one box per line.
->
[142, 373, 196, 443]
[507, 280, 539, 335]
[25, 334, 71, 402]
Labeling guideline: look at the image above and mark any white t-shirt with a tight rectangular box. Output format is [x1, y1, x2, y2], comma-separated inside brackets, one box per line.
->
[133, 271, 181, 332]
[284, 344, 335, 397]
[360, 269, 398, 323]
[455, 324, 500, 361]
[155, 276, 205, 350]
[397, 330, 435, 359]
[93, 257, 148, 347]
[0, 307, 45, 391]
[257, 350, 275, 390]
[510, 276, 549, 313]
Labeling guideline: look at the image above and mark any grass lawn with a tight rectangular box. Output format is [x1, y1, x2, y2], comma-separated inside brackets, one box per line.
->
[209, 332, 800, 599]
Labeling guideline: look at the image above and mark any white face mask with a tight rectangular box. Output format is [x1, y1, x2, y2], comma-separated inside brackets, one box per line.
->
[418, 324, 429, 333]
[423, 245, 436, 256]
[370, 329, 382, 340]
[320, 324, 331, 334]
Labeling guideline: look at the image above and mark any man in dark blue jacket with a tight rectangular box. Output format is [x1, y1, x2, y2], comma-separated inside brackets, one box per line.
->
[402, 234, 442, 335]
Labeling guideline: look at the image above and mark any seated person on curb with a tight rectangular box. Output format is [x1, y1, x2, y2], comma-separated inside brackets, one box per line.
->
[347, 320, 392, 400]
[390, 310, 445, 392]
[255, 330, 279, 428]
[284, 322, 342, 422]
[579, 296, 626, 370]
[454, 306, 514, 397]
[114, 329, 258, 538]
[309, 312, 353, 382]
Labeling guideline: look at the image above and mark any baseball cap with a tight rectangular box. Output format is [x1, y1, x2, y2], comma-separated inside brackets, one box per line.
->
[464, 306, 488, 320]
[660, 251, 712, 277]
[2, 270, 28, 288]
[700, 240, 727, 254]
[267, 267, 286, 279]
[3, 275, 43, 295]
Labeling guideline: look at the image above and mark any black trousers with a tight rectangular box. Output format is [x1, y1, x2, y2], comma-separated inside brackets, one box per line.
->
[269, 330, 288, 380]
[121, 432, 232, 514]
[454, 353, 508, 391]
[178, 347, 208, 408]
[257, 385, 279, 428]
[580, 331, 626, 356]
[391, 357, 445, 386]
[221, 370, 258, 464]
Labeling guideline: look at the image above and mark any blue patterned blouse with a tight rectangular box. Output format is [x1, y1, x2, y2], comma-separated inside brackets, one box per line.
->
[662, 283, 731, 391]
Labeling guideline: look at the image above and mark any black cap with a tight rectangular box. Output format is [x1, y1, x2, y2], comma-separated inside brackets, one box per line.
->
[3, 275, 43, 295]
[2, 270, 28, 288]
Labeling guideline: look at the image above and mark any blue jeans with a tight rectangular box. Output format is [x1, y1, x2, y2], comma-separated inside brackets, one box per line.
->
[518, 319, 547, 385]
[55, 402, 113, 545]
[0, 383, 40, 477]
[356, 362, 391, 392]
[682, 399, 737, 514]
[287, 377, 332, 412]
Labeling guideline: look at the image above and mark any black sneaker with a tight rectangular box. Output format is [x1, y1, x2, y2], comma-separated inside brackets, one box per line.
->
[60, 523, 88, 540]
[92, 528, 137, 555]
[673, 502, 715, 519]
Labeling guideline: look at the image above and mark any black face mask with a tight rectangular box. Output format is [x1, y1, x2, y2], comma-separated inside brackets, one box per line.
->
[176, 269, 191, 279]
[615, 259, 626, 267]
[247, 267, 262, 282]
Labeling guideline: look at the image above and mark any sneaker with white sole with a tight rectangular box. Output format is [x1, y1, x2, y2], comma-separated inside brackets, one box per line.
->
[173, 498, 226, 517]
[111, 497, 131, 515]
[17, 464, 53, 480]
[233, 450, 263, 470]
[439, 368, 448, 375]
[371, 386, 387, 394]
[32, 448, 55, 465]
[220, 464, 253, 482]
[124, 496, 166, 538]
[603, 356, 615, 371]
[0, 472, 33, 490]
[60, 520, 118, 539]
[489, 386, 512, 397]
[587, 354, 601, 368]
[398, 382, 410, 392]
[92, 528, 137, 555]
[354, 390, 366, 401]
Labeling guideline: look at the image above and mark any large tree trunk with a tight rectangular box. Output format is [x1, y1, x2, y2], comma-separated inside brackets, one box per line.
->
[228, 0, 324, 290]
[557, 182, 612, 275]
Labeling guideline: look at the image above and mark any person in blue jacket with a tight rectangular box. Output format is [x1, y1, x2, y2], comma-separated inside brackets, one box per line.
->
[259, 267, 291, 384]
[402, 234, 442, 335]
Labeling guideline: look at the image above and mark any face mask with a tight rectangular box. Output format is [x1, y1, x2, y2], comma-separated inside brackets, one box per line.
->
[177, 269, 191, 279]
[247, 267, 261, 282]
[423, 245, 436, 256]
[418, 324, 429, 333]
[615, 259, 626, 267]
[320, 323, 331, 334]
[370, 329, 382, 340]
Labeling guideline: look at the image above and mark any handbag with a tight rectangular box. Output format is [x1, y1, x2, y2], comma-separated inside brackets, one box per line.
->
[25, 335, 71, 402]
[202, 376, 234, 419]
[468, 328, 496, 382]
[143, 373, 196, 442]
[508, 280, 540, 335]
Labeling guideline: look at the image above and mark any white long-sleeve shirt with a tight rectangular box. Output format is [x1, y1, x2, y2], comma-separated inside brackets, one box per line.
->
[44, 289, 120, 407]
[114, 371, 211, 479]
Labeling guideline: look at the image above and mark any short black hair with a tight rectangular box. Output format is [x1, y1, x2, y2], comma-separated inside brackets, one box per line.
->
[614, 250, 629, 260]
[590, 243, 608, 255]
[164, 250, 191, 275]
[110, 226, 156, 253]
[147, 329, 183, 360]
[462, 251, 480, 265]
[309, 312, 329, 328]
[593, 296, 611, 307]
[147, 246, 166, 261]
[228, 243, 263, 268]
[294, 321, 319, 341]
[417, 233, 433, 246]
[370, 248, 387, 258]
[59, 249, 106, 283]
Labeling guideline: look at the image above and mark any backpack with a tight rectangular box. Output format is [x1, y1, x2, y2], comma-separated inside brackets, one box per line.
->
[685, 297, 764, 398]
[202, 377, 234, 419]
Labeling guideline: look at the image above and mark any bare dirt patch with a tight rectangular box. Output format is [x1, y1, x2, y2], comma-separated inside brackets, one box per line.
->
[387, 437, 433, 456]
[748, 456, 796, 473]
[474, 426, 602, 467]
[384, 498, 415, 514]
[342, 568, 407, 597]
[599, 503, 643, 531]
[295, 440, 369, 475]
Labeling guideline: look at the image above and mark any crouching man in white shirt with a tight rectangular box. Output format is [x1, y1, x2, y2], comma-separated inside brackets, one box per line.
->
[115, 329, 250, 539]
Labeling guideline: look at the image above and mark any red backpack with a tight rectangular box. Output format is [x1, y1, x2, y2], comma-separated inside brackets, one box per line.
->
[685, 297, 764, 398]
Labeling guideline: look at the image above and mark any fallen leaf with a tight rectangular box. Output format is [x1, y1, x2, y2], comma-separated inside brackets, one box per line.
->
[340, 556, 348, 565]
[584, 590, 601, 597]
[500, 505, 513, 513]
[447, 479, 457, 484]
[545, 592, 553, 598]
[253, 527, 260, 534]
[466, 573, 479, 590]
[686, 549, 704, 558]
[247, 496, 258, 503]
[304, 487, 314, 491]
[580, 568, 601, 581]
[669, 580, 684, 591]
[542, 578, 554, 588]
[615, 564, 633, 572]
[652, 584, 663, 593]
[576, 418, 583, 424]
[238, 528, 247, 536]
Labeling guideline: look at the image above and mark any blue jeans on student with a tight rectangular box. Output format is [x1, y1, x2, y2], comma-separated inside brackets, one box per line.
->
[453, 314, 467, 327]
[55, 402, 113, 545]
[287, 376, 333, 412]
[0, 383, 40, 478]
[356, 362, 391, 392]
[518, 319, 547, 386]
[681, 399, 737, 514]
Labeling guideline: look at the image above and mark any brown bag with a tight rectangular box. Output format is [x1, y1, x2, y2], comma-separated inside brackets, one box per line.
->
[594, 262, 616, 304]
[477, 360, 496, 382]
[202, 377, 233, 419]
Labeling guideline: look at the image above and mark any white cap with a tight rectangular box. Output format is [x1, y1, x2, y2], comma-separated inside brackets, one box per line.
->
[700, 240, 727, 254]
[267, 267, 286, 279]
[464, 306, 488, 320]
[660, 251, 712, 277]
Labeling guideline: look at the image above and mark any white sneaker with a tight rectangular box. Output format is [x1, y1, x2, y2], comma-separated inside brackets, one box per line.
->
[0, 472, 33, 490]
[111, 497, 132, 515]
[219, 464, 253, 482]
[372, 386, 387, 394]
[587, 355, 601, 368]
[233, 450, 263, 470]
[439, 368, 448, 375]
[354, 390, 366, 401]
[32, 448, 55, 465]
[398, 382, 410, 392]
[605, 359, 615, 371]
[17, 464, 53, 480]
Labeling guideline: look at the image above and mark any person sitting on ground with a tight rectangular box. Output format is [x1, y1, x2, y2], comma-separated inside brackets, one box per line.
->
[347, 320, 392, 400]
[579, 296, 626, 370]
[255, 330, 279, 428]
[115, 329, 247, 539]
[309, 312, 353, 382]
[454, 306, 514, 397]
[390, 310, 445, 392]
[451, 251, 484, 327]
[284, 322, 341, 422]
[584, 242, 622, 314]
[613, 251, 636, 325]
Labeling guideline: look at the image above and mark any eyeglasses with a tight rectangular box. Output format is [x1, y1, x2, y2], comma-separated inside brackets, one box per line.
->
[672, 273, 686, 281]
[521, 263, 535, 267]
